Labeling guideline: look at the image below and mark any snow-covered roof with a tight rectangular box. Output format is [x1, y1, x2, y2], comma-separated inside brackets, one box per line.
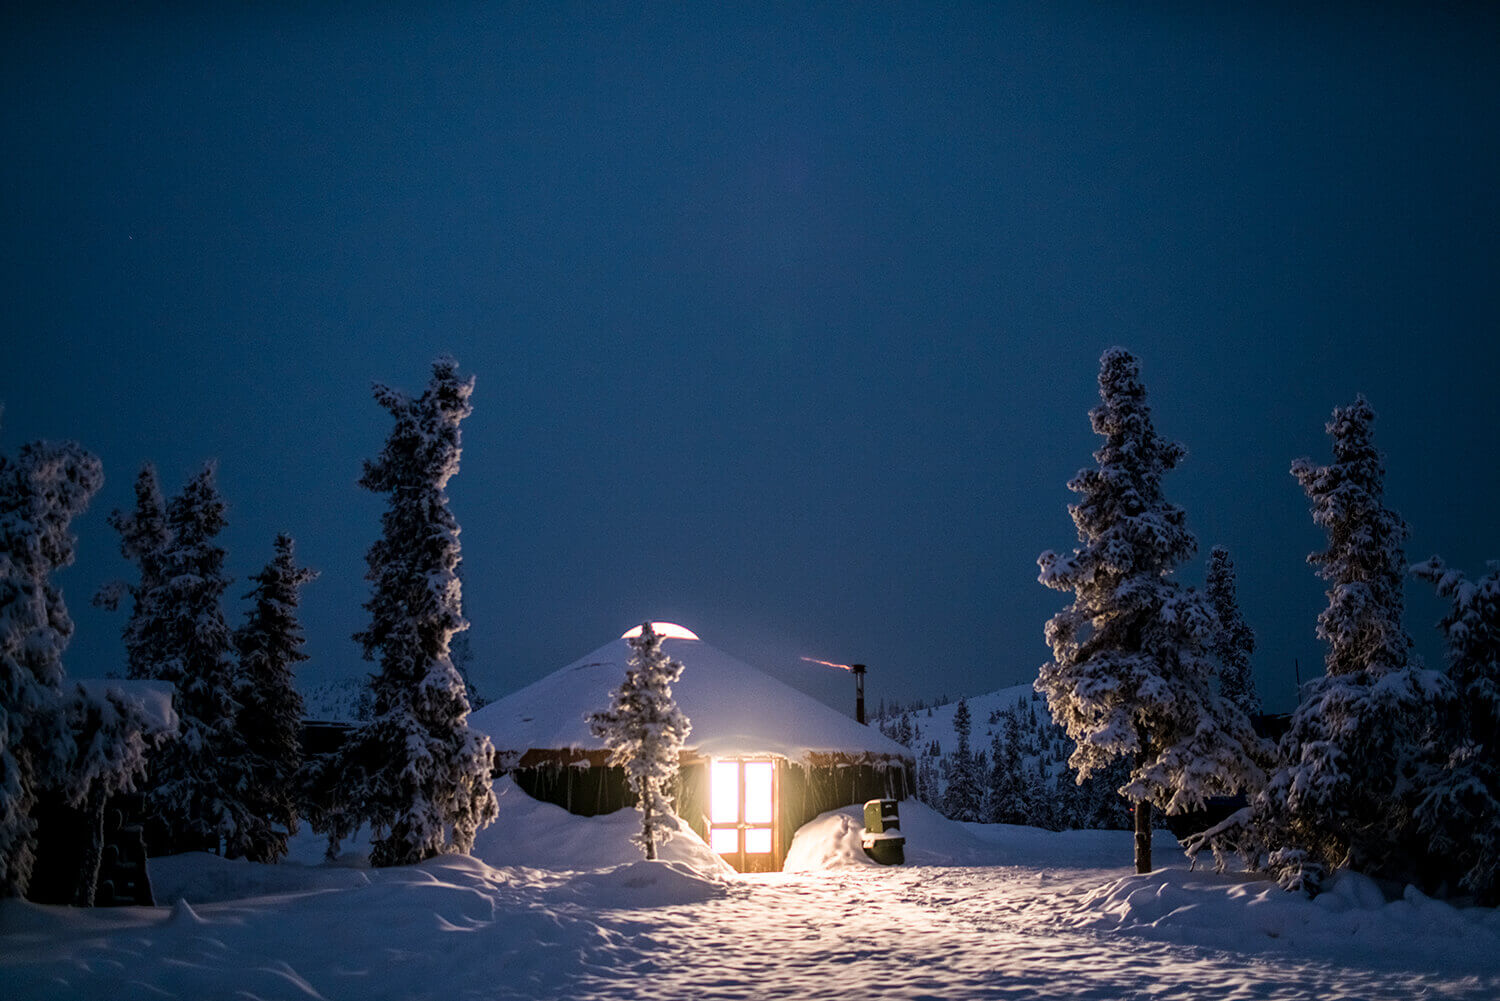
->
[471, 632, 911, 763]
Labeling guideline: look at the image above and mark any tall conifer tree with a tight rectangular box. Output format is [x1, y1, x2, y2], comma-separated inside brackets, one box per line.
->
[1207, 546, 1260, 717]
[1409, 557, 1499, 902]
[145, 463, 254, 854]
[96, 465, 171, 681]
[229, 534, 315, 863]
[1037, 348, 1265, 873]
[316, 357, 496, 866]
[942, 698, 983, 822]
[1258, 397, 1446, 893]
[0, 435, 104, 895]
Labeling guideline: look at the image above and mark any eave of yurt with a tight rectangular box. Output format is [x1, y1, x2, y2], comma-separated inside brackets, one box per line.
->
[470, 623, 914, 871]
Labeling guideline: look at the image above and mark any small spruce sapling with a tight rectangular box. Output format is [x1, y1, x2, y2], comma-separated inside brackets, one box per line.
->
[587, 623, 692, 860]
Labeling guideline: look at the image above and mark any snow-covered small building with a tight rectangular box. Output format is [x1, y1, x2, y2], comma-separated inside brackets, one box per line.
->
[471, 624, 914, 872]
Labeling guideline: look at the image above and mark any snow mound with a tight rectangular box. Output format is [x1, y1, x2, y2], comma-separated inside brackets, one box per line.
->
[785, 799, 1180, 871]
[279, 776, 734, 876]
[1062, 867, 1500, 975]
[151, 851, 373, 904]
[563, 859, 732, 908]
[783, 808, 882, 871]
[471, 777, 734, 874]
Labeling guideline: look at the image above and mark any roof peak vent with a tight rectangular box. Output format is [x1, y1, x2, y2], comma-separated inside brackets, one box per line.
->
[621, 622, 700, 641]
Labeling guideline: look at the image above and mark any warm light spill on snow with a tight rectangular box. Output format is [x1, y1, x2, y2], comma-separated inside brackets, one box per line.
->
[4, 781, 1496, 1000]
[621, 622, 700, 640]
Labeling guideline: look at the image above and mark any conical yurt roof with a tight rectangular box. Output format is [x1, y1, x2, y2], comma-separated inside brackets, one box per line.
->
[470, 624, 910, 764]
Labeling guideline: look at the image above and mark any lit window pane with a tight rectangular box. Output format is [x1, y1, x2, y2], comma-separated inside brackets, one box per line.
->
[710, 828, 739, 854]
[745, 827, 772, 854]
[744, 761, 774, 823]
[710, 761, 740, 824]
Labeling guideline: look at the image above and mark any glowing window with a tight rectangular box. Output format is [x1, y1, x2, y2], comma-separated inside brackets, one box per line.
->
[745, 827, 773, 855]
[710, 760, 740, 824]
[710, 827, 740, 854]
[744, 761, 773, 823]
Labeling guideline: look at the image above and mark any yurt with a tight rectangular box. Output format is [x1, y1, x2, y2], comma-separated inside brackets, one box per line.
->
[471, 623, 914, 872]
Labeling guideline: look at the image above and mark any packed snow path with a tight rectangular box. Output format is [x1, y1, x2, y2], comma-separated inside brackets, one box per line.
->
[4, 858, 1496, 1001]
[565, 866, 1494, 1001]
[5, 791, 1497, 1000]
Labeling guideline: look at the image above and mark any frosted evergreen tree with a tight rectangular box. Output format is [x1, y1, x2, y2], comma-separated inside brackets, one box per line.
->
[145, 463, 255, 855]
[917, 749, 943, 809]
[228, 534, 315, 863]
[95, 465, 172, 681]
[587, 622, 692, 860]
[985, 713, 1028, 825]
[449, 565, 486, 710]
[1207, 546, 1260, 716]
[0, 434, 105, 895]
[1037, 348, 1266, 873]
[43, 683, 156, 904]
[942, 698, 983, 822]
[314, 357, 497, 867]
[1410, 557, 1500, 903]
[1258, 396, 1446, 893]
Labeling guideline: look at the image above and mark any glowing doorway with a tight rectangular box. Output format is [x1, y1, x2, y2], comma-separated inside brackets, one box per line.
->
[709, 759, 776, 868]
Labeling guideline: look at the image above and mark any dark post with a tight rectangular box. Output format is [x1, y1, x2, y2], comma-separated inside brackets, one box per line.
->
[853, 664, 867, 724]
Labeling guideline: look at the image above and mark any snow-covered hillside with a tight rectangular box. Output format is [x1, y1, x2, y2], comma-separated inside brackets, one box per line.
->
[300, 676, 370, 722]
[874, 682, 1129, 829]
[4, 778, 1496, 1000]
[876, 681, 1042, 751]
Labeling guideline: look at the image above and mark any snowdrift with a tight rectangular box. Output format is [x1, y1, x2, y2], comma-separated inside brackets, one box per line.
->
[4, 777, 1498, 1000]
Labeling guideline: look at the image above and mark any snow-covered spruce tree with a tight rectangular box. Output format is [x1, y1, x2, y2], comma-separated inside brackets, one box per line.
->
[942, 698, 983, 822]
[0, 434, 104, 896]
[1207, 546, 1260, 717]
[228, 534, 316, 863]
[916, 745, 944, 810]
[1409, 557, 1500, 903]
[1037, 348, 1267, 873]
[587, 622, 692, 860]
[95, 464, 172, 681]
[317, 357, 497, 867]
[40, 683, 155, 905]
[985, 714, 1028, 825]
[1258, 396, 1446, 894]
[448, 563, 487, 711]
[144, 463, 256, 855]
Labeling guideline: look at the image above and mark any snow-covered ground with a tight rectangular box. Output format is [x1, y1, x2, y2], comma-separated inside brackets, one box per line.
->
[3, 779, 1496, 1000]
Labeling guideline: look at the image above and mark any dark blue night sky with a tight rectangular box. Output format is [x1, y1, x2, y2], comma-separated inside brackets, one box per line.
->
[4, 3, 1497, 714]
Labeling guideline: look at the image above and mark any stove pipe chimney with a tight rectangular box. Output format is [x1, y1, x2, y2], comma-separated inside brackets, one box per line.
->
[853, 663, 867, 725]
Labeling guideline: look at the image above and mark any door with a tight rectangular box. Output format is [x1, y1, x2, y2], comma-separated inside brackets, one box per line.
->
[708, 758, 778, 872]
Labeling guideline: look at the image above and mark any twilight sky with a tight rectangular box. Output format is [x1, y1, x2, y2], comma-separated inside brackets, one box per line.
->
[4, 3, 1497, 716]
